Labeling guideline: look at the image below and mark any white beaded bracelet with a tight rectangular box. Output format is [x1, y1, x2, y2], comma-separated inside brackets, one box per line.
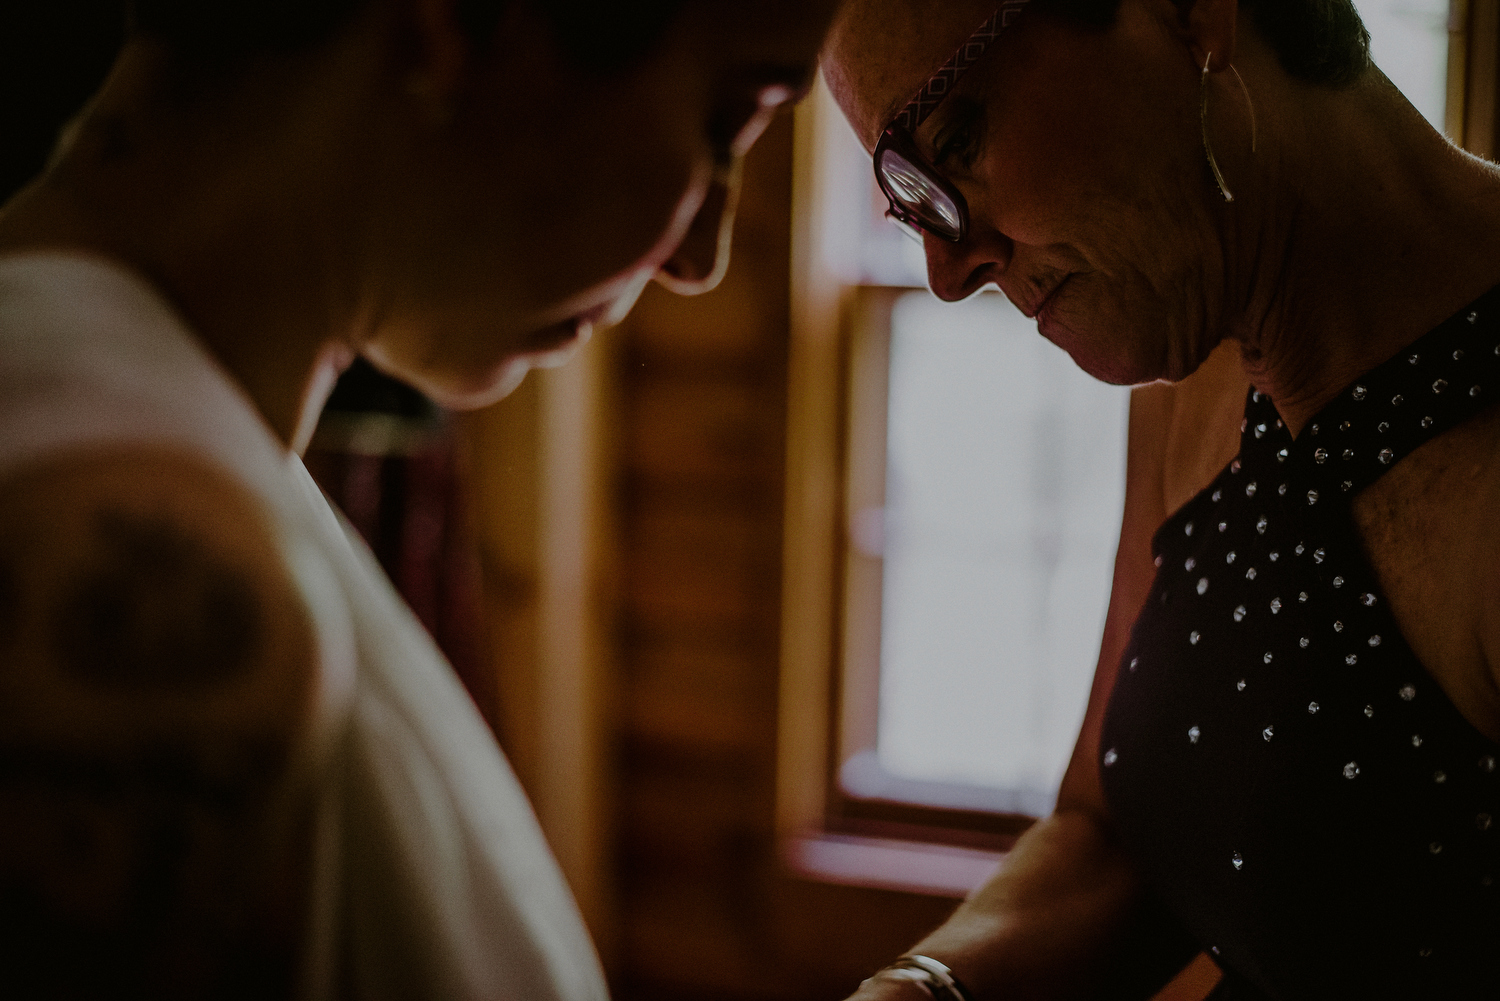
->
[865, 954, 975, 1001]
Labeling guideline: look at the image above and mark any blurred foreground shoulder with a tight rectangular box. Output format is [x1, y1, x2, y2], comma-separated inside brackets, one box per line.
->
[0, 447, 319, 1000]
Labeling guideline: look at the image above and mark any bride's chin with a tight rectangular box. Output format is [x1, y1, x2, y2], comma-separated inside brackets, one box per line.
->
[411, 355, 534, 411]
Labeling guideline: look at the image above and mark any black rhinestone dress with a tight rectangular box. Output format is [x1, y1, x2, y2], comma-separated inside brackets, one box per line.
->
[1101, 293, 1500, 1000]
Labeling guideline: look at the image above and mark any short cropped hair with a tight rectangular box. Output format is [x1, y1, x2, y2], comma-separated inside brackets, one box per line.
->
[1047, 0, 1371, 86]
[127, 0, 689, 73]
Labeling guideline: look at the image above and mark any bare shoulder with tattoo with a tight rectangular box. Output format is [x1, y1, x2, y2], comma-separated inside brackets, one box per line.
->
[0, 448, 319, 999]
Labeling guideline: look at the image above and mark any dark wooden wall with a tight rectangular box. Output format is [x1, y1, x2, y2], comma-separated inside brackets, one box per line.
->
[608, 113, 959, 1001]
[612, 111, 802, 999]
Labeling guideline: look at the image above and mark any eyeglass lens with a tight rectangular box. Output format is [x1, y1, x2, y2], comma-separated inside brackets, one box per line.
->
[877, 147, 963, 240]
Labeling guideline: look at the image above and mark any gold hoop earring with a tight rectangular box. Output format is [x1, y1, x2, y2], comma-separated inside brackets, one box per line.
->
[1201, 52, 1233, 202]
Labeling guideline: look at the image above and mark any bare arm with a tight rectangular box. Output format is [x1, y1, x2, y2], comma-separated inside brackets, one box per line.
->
[0, 449, 319, 999]
[846, 343, 1250, 1001]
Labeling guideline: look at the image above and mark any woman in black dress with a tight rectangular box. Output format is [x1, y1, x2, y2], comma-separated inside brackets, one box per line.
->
[823, 0, 1500, 996]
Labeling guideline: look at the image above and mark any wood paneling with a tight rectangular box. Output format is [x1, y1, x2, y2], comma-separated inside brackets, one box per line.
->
[610, 98, 980, 1001]
[611, 107, 798, 999]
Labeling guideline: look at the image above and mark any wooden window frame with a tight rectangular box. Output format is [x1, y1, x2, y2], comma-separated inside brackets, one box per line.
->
[1450, 0, 1500, 155]
[778, 81, 1031, 900]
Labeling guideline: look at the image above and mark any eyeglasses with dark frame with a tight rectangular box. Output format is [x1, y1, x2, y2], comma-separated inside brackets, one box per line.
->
[873, 1, 1032, 243]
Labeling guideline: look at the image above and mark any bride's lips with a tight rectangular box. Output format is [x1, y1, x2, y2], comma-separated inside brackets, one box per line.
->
[520, 303, 611, 358]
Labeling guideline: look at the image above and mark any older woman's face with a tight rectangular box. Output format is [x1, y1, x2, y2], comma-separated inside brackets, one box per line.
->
[363, 0, 836, 406]
[826, 0, 1230, 385]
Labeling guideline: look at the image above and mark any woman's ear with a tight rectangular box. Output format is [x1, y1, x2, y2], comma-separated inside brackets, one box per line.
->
[1181, 0, 1240, 72]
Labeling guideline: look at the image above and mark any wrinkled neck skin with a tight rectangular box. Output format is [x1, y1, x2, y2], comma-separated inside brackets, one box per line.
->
[1210, 51, 1500, 439]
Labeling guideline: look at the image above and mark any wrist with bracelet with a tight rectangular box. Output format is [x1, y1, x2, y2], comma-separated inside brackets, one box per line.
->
[862, 955, 975, 1001]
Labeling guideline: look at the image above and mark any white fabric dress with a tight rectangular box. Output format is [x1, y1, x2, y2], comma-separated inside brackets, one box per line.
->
[0, 252, 609, 1001]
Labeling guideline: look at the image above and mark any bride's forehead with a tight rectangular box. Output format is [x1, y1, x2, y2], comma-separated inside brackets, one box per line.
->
[822, 0, 1000, 148]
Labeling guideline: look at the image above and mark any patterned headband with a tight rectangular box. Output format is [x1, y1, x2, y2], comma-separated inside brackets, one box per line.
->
[891, 1, 1032, 133]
